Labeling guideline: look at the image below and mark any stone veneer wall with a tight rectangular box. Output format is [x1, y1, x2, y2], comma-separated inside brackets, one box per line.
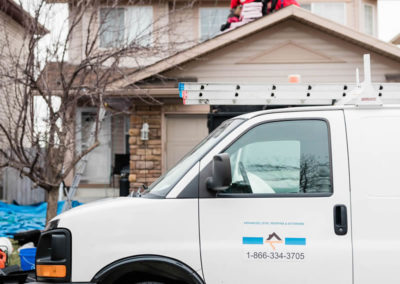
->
[128, 105, 162, 192]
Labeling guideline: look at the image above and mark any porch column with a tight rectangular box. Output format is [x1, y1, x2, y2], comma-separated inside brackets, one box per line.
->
[128, 105, 162, 192]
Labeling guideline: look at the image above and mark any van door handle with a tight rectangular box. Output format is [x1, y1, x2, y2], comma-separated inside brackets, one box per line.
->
[334, 205, 348, 235]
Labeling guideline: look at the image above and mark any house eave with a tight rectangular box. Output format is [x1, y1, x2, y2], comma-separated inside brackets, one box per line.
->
[1, 0, 49, 35]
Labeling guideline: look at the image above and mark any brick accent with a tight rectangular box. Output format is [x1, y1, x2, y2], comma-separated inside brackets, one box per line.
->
[129, 105, 162, 192]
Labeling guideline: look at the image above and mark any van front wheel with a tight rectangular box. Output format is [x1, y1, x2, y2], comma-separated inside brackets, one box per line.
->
[110, 272, 188, 284]
[94, 256, 202, 284]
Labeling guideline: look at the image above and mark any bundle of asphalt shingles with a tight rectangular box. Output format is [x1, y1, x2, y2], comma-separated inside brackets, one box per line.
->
[226, 2, 263, 31]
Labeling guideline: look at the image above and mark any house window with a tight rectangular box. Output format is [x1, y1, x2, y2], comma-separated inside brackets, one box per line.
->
[302, 2, 346, 25]
[364, 4, 374, 36]
[199, 8, 227, 42]
[100, 8, 124, 48]
[125, 6, 153, 46]
[100, 6, 153, 48]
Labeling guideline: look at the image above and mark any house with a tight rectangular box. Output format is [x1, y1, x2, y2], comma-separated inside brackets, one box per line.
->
[0, 0, 47, 127]
[46, 0, 400, 199]
[0, 0, 48, 203]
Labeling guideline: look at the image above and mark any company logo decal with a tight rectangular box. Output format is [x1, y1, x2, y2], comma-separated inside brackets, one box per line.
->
[265, 233, 283, 250]
[243, 233, 306, 248]
[242, 237, 264, 245]
[285, 238, 306, 246]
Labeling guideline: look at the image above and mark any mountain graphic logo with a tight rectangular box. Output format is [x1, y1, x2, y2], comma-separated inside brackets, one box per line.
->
[265, 233, 283, 250]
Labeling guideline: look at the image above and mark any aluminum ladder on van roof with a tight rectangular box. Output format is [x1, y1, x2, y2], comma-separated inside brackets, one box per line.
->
[179, 55, 400, 107]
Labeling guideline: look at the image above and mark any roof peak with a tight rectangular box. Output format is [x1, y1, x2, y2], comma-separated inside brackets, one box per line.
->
[110, 5, 400, 89]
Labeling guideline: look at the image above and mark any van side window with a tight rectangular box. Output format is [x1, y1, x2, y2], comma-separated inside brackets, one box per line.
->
[224, 120, 332, 195]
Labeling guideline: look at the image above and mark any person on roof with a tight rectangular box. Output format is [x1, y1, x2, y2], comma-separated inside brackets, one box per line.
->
[230, 0, 298, 12]
[221, 0, 299, 31]
[262, 0, 299, 15]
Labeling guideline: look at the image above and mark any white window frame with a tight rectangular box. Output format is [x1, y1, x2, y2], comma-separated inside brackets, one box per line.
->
[363, 3, 375, 36]
[98, 6, 154, 49]
[198, 7, 227, 42]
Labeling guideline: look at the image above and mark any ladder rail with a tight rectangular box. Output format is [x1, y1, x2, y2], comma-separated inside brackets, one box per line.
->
[179, 55, 400, 107]
[180, 82, 400, 106]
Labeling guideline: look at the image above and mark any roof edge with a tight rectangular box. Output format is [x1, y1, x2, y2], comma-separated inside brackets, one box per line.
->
[110, 5, 400, 89]
[291, 7, 400, 59]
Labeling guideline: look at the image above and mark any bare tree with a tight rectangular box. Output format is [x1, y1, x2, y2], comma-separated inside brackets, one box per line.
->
[0, 0, 198, 223]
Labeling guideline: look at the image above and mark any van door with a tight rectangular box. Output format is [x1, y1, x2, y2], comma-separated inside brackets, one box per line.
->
[345, 108, 400, 284]
[198, 111, 352, 284]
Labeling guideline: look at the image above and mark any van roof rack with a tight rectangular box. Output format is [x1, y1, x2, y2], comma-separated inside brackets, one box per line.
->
[179, 55, 400, 107]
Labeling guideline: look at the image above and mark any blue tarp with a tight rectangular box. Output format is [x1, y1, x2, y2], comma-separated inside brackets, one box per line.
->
[0, 200, 82, 237]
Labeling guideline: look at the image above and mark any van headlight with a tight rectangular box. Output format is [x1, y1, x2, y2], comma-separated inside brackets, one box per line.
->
[36, 228, 71, 282]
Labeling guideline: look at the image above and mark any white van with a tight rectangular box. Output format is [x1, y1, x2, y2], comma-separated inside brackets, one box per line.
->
[33, 55, 400, 284]
[34, 103, 400, 284]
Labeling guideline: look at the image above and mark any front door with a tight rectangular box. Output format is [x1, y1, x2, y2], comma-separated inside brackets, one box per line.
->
[76, 108, 111, 184]
[199, 111, 352, 284]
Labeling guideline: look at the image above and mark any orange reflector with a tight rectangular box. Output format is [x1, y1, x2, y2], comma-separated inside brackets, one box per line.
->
[288, 74, 301, 83]
[36, 265, 66, 278]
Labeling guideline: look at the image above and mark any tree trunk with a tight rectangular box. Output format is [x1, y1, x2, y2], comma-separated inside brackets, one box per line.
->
[46, 187, 59, 224]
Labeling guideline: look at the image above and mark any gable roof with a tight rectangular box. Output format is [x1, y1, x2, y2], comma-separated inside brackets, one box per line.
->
[0, 0, 48, 35]
[110, 5, 400, 89]
[391, 33, 400, 45]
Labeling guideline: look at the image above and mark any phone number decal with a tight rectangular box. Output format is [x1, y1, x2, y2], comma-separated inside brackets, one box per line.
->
[246, 251, 305, 260]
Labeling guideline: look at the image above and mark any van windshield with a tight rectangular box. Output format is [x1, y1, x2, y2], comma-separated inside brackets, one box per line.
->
[146, 118, 244, 197]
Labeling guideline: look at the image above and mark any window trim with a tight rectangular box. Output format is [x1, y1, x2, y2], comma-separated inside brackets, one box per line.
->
[214, 118, 334, 198]
[363, 3, 375, 36]
[98, 5, 154, 49]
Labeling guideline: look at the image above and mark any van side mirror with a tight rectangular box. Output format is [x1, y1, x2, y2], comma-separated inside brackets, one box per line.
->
[207, 153, 232, 192]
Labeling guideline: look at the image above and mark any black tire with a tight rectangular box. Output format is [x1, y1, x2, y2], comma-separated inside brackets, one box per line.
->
[95, 257, 200, 284]
[110, 272, 187, 284]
